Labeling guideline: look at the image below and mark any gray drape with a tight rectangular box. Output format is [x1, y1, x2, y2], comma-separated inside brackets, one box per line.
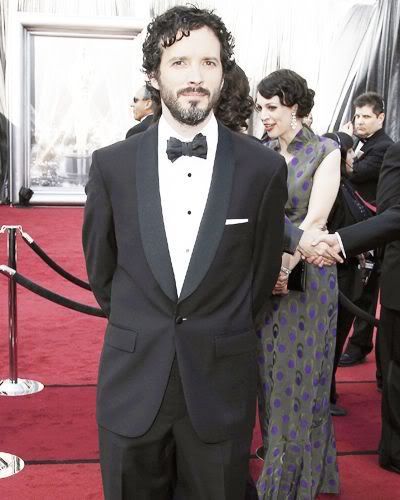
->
[332, 0, 400, 142]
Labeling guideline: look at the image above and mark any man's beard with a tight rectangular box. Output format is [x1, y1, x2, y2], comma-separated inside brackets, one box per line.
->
[159, 85, 220, 126]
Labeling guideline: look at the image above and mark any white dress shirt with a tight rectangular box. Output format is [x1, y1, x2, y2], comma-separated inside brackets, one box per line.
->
[158, 114, 218, 295]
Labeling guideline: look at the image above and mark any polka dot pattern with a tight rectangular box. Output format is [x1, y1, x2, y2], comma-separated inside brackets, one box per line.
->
[257, 127, 339, 498]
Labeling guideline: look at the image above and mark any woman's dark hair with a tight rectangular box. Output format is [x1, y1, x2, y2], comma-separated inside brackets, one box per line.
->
[257, 69, 315, 118]
[323, 132, 353, 175]
[143, 6, 235, 78]
[215, 64, 254, 132]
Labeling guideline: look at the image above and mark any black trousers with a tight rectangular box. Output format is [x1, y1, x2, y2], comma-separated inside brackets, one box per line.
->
[98, 359, 253, 500]
[345, 263, 380, 357]
[378, 306, 400, 467]
[331, 263, 381, 403]
[330, 263, 360, 402]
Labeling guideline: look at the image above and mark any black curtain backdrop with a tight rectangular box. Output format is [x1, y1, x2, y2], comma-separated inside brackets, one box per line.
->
[333, 0, 400, 142]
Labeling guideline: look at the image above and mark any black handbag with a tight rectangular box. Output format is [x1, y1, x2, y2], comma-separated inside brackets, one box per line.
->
[288, 261, 307, 292]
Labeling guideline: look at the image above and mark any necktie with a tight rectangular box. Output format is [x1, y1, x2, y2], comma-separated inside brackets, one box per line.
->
[166, 133, 207, 163]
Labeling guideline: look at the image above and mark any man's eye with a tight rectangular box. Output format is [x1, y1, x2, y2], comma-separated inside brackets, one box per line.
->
[173, 60, 183, 66]
[204, 60, 216, 66]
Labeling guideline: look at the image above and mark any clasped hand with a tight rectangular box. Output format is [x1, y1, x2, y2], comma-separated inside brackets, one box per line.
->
[298, 229, 343, 267]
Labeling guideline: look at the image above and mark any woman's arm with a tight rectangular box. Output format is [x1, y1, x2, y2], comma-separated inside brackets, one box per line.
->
[285, 148, 341, 271]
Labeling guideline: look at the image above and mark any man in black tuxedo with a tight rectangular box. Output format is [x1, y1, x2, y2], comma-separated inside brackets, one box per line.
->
[313, 142, 400, 474]
[83, 6, 287, 499]
[125, 84, 154, 138]
[339, 92, 393, 369]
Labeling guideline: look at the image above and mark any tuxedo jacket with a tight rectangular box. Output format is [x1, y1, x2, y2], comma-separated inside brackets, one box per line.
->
[83, 121, 288, 442]
[339, 142, 400, 310]
[125, 114, 154, 138]
[349, 128, 393, 204]
[283, 219, 302, 254]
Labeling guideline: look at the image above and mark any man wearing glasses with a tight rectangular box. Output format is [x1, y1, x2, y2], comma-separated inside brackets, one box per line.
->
[126, 84, 155, 138]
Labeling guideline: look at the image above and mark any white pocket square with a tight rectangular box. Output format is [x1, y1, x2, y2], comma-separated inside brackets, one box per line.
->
[225, 218, 248, 225]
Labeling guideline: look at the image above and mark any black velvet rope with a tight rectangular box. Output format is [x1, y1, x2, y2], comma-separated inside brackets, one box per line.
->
[10, 271, 106, 318]
[338, 290, 380, 327]
[21, 237, 92, 291]
[8, 272, 376, 325]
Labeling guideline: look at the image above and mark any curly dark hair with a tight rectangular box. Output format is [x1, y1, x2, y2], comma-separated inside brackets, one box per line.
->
[142, 6, 235, 83]
[257, 69, 314, 118]
[215, 64, 254, 132]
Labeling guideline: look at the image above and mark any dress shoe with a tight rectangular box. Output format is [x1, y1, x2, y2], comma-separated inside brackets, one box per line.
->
[330, 403, 347, 417]
[379, 459, 400, 474]
[338, 351, 366, 367]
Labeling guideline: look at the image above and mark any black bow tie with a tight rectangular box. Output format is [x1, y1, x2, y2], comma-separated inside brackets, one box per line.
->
[166, 133, 207, 163]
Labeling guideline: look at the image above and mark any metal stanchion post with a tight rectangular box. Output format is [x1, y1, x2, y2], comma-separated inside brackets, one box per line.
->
[0, 225, 44, 396]
[0, 227, 27, 479]
[0, 452, 24, 479]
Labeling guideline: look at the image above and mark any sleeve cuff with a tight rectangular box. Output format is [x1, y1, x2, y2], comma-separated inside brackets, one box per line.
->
[335, 232, 347, 259]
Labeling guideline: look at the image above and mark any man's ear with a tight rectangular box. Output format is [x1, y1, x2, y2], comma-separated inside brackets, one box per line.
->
[378, 112, 385, 125]
[144, 99, 152, 110]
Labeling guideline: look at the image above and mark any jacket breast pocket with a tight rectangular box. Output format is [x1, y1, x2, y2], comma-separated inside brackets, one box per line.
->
[105, 323, 138, 353]
[214, 330, 256, 358]
[223, 223, 250, 239]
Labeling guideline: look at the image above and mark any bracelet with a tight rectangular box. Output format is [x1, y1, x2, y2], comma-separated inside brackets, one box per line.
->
[280, 266, 291, 276]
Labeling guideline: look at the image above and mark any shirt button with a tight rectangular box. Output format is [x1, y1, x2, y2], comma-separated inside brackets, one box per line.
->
[188, 173, 192, 177]
[187, 210, 192, 215]
[175, 315, 184, 325]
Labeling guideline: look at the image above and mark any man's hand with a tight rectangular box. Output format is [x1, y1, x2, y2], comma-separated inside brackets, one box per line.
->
[307, 233, 344, 265]
[339, 121, 354, 136]
[298, 229, 343, 266]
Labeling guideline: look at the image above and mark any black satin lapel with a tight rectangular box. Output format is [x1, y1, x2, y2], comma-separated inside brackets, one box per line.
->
[179, 124, 234, 302]
[136, 125, 177, 302]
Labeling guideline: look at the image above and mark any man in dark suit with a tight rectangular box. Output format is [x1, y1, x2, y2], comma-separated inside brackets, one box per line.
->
[346, 92, 393, 204]
[339, 92, 393, 368]
[83, 6, 287, 499]
[313, 142, 400, 474]
[125, 84, 154, 138]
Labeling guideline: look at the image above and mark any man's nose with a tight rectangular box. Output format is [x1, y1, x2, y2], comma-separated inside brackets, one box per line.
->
[187, 63, 204, 85]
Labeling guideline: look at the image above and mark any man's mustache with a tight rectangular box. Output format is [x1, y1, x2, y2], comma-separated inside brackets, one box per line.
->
[177, 87, 210, 97]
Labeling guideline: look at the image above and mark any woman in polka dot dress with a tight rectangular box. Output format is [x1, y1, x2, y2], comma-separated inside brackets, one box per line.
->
[254, 69, 341, 499]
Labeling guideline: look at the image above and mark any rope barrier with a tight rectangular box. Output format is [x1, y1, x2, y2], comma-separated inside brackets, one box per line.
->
[2, 227, 379, 327]
[20, 231, 91, 291]
[338, 290, 379, 327]
[0, 266, 105, 318]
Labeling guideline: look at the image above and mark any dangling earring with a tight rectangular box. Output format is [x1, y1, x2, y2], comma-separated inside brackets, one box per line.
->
[290, 111, 297, 130]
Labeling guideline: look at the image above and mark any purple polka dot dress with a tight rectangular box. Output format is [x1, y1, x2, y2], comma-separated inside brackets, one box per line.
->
[257, 128, 340, 499]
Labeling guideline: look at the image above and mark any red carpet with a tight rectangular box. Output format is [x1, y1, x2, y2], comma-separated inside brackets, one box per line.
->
[1, 205, 400, 498]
